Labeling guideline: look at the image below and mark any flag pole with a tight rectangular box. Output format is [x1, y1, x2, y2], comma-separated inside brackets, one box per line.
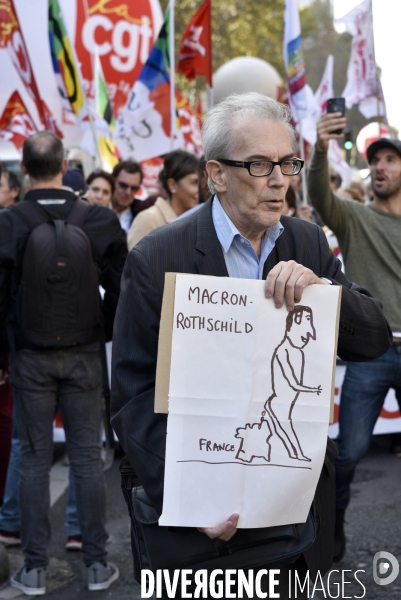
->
[207, 85, 214, 109]
[169, 0, 176, 151]
[369, 0, 386, 136]
[208, 0, 213, 108]
[298, 120, 308, 205]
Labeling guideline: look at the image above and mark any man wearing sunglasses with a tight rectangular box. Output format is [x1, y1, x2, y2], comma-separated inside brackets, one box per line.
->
[112, 92, 391, 597]
[111, 161, 143, 233]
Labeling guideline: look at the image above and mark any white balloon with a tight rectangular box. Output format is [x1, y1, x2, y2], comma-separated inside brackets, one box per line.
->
[213, 56, 284, 104]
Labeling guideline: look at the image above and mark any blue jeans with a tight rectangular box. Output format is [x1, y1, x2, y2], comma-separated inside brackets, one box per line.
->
[0, 412, 81, 538]
[10, 344, 107, 569]
[335, 343, 401, 510]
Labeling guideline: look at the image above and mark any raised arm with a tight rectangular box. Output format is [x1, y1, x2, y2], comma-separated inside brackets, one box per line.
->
[307, 113, 352, 234]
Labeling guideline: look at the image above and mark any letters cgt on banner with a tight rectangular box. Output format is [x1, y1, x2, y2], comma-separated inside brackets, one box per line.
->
[75, 0, 163, 115]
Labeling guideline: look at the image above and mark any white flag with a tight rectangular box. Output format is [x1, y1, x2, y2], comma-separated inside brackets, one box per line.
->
[300, 55, 334, 146]
[335, 0, 386, 119]
[283, 0, 309, 122]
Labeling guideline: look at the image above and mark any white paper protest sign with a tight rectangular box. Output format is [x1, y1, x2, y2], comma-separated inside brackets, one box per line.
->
[159, 274, 341, 529]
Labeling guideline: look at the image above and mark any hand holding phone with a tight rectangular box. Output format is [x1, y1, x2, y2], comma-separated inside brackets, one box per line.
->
[316, 99, 347, 152]
[326, 98, 345, 134]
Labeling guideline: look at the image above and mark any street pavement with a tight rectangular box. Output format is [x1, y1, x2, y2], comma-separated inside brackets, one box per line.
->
[1, 437, 400, 599]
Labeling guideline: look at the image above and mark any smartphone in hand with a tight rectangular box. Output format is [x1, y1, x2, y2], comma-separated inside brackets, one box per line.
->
[327, 98, 345, 134]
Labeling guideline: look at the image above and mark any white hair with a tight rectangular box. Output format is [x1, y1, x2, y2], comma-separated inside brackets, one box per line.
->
[202, 92, 297, 193]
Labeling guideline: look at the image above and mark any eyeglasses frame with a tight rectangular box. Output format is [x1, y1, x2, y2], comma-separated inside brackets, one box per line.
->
[217, 158, 304, 177]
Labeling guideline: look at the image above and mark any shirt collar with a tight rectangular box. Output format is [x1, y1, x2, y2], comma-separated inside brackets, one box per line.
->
[213, 195, 284, 252]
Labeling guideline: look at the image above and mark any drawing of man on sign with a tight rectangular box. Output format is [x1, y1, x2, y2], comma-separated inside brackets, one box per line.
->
[235, 305, 321, 464]
[265, 305, 322, 462]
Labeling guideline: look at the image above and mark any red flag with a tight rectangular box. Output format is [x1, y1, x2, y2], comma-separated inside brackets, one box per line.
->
[0, 0, 46, 125]
[0, 90, 38, 151]
[177, 0, 212, 86]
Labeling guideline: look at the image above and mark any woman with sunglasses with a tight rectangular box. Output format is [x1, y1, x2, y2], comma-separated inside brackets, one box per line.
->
[86, 170, 115, 208]
[127, 150, 199, 250]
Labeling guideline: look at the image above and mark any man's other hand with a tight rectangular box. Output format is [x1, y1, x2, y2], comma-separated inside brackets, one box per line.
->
[265, 261, 330, 311]
[316, 113, 347, 153]
[198, 513, 239, 541]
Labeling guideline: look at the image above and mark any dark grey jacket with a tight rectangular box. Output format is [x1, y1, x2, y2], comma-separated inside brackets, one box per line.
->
[111, 199, 392, 576]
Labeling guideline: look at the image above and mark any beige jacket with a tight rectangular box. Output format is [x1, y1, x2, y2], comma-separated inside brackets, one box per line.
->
[127, 197, 176, 250]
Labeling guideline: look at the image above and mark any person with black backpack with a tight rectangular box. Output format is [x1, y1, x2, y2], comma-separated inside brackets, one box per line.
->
[0, 131, 127, 595]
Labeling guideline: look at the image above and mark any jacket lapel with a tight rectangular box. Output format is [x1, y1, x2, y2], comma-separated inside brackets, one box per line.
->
[194, 199, 229, 277]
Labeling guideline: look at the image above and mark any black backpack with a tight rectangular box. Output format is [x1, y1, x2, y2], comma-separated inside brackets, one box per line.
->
[11, 199, 101, 347]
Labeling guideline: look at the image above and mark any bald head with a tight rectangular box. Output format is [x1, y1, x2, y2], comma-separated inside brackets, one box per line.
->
[22, 132, 65, 182]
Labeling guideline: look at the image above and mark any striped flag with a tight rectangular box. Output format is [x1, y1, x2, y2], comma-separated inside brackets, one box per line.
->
[48, 0, 86, 121]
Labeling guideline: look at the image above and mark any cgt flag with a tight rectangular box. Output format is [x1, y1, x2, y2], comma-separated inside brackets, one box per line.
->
[0, 0, 46, 127]
[283, 0, 309, 123]
[177, 0, 212, 86]
[336, 0, 386, 119]
[114, 4, 181, 162]
[0, 90, 37, 151]
[48, 0, 86, 122]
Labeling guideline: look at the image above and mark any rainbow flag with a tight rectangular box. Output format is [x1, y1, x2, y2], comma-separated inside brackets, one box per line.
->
[48, 0, 85, 120]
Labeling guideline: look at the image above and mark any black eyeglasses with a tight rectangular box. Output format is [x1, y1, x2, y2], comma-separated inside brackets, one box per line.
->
[117, 180, 141, 193]
[218, 158, 304, 177]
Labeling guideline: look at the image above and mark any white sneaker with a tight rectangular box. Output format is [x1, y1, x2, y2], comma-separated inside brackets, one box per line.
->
[87, 561, 119, 591]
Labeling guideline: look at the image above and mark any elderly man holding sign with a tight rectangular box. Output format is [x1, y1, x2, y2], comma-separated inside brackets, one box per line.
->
[112, 93, 391, 598]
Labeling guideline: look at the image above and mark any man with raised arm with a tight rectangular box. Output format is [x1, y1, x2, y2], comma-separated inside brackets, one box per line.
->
[308, 112, 401, 561]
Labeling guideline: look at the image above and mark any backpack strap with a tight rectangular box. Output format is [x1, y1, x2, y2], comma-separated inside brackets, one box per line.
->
[67, 198, 91, 228]
[10, 200, 50, 231]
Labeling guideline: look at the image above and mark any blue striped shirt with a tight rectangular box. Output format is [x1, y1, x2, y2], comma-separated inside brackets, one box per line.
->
[212, 196, 283, 280]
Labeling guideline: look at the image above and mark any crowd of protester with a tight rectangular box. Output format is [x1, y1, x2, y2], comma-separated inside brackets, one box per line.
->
[0, 102, 400, 595]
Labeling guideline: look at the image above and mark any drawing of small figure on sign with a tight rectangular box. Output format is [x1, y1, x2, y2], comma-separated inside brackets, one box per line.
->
[234, 306, 322, 465]
[265, 306, 322, 462]
[234, 412, 273, 463]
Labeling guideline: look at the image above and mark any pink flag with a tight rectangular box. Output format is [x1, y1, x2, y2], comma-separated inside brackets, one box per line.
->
[335, 0, 386, 119]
